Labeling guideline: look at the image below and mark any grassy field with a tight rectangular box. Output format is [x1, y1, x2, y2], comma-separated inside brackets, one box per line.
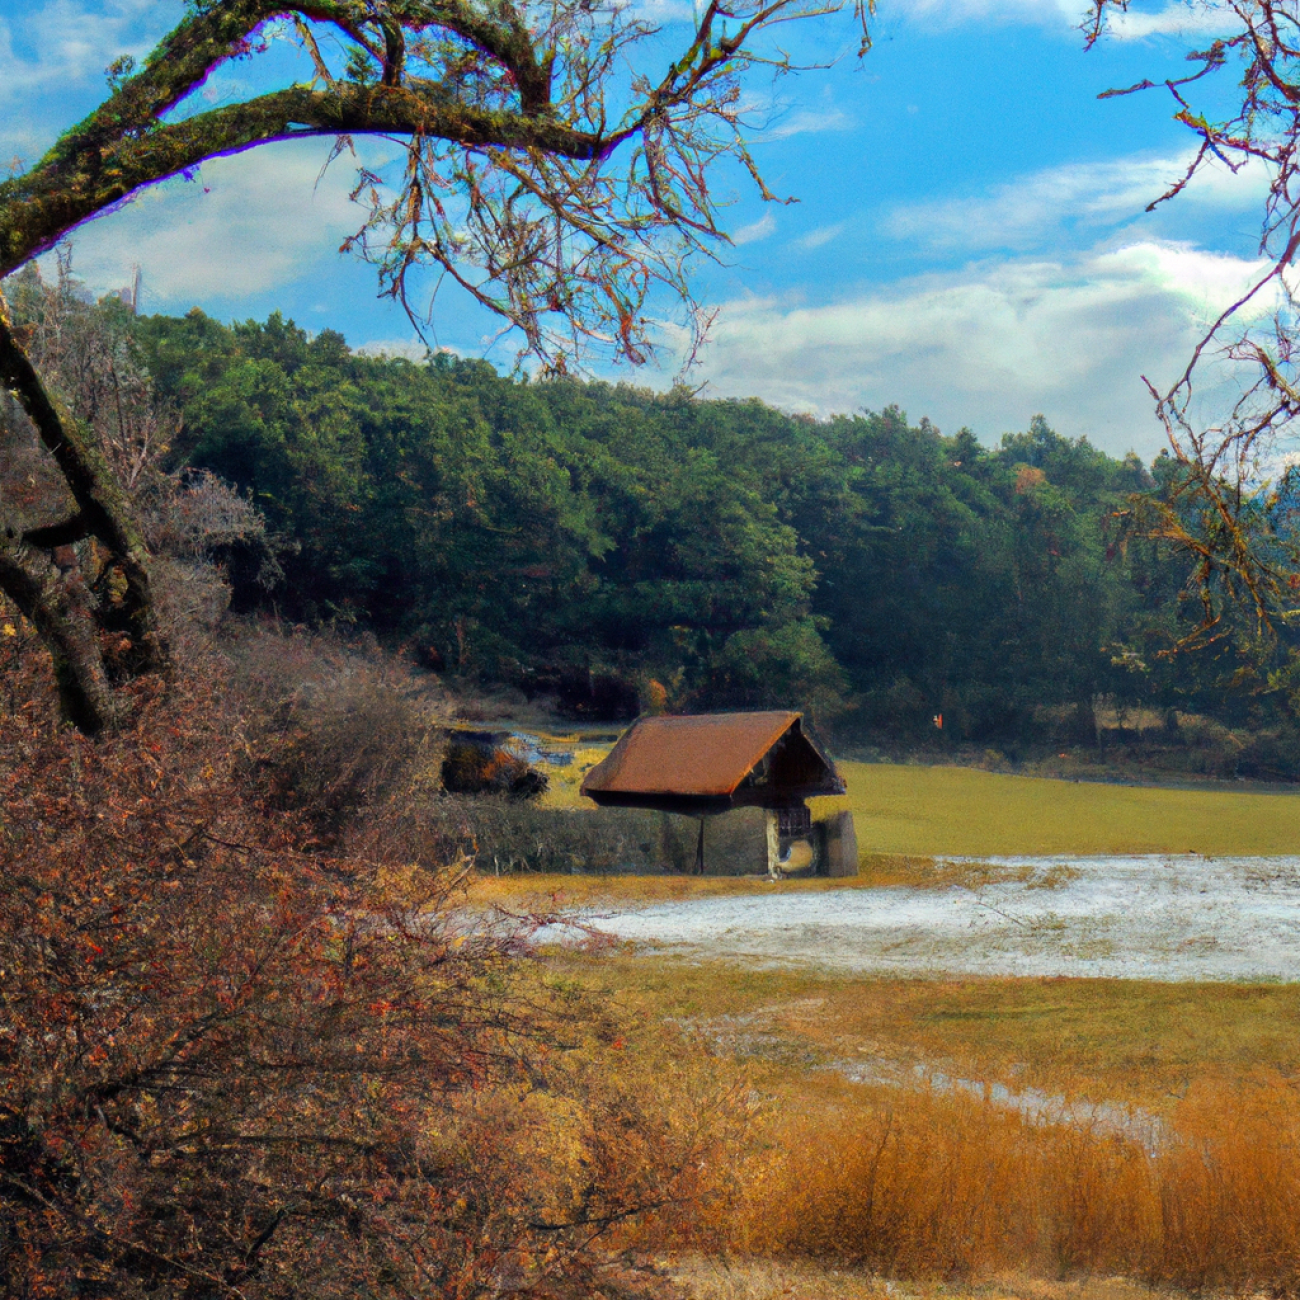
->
[511, 747, 1300, 1293]
[471, 756, 1300, 911]
[566, 952, 1300, 1293]
[542, 744, 1300, 858]
[508, 751, 1300, 1293]
[813, 759, 1300, 857]
[553, 952, 1300, 1111]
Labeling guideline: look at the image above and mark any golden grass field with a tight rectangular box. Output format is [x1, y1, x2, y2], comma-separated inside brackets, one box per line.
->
[555, 953, 1300, 1113]
[492, 754, 1300, 1294]
[584, 952, 1300, 1295]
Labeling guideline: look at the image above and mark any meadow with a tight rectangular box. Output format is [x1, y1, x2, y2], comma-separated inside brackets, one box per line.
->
[495, 760, 1300, 1296]
[485, 752, 1300, 909]
[565, 957, 1300, 1296]
[811, 759, 1300, 858]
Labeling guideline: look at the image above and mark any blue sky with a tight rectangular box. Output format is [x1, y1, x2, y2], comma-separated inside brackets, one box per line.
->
[0, 0, 1267, 457]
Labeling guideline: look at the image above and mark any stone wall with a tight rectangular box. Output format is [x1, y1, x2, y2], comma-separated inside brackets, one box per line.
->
[445, 799, 857, 876]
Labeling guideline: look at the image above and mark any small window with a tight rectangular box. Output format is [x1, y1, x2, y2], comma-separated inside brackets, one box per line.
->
[777, 806, 811, 838]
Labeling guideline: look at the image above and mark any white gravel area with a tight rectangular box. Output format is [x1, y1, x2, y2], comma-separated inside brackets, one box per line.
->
[569, 855, 1300, 981]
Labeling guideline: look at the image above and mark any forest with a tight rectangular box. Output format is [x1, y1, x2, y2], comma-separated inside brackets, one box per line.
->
[113, 298, 1298, 766]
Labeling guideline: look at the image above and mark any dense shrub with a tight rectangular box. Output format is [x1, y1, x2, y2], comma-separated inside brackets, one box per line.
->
[0, 628, 739, 1299]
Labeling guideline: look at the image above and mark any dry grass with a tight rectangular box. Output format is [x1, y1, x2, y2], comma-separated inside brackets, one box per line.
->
[555, 952, 1300, 1292]
[672, 1256, 1168, 1300]
[466, 855, 1088, 910]
[555, 953, 1300, 1110]
[673, 1256, 894, 1300]
[714, 1072, 1300, 1291]
[462, 852, 955, 910]
[478, 739, 1300, 1290]
[533, 740, 622, 808]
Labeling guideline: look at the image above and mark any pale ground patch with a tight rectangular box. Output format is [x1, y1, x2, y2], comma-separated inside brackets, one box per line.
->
[673, 997, 1167, 1147]
[559, 855, 1300, 982]
[672, 1257, 1175, 1300]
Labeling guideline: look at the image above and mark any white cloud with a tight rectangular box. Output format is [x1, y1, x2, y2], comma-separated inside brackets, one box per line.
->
[794, 221, 848, 251]
[885, 0, 1080, 31]
[624, 0, 698, 23]
[755, 106, 853, 141]
[0, 0, 172, 158]
[1098, 240, 1275, 325]
[0, 0, 165, 102]
[883, 150, 1266, 253]
[42, 138, 371, 304]
[885, 0, 1233, 37]
[732, 211, 778, 246]
[680, 240, 1272, 456]
[1105, 2, 1236, 39]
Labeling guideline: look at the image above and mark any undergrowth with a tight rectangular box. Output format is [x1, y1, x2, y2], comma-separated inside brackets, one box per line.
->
[0, 620, 739, 1299]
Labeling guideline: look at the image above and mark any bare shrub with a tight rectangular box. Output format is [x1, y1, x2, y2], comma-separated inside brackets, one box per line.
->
[222, 624, 451, 849]
[5, 258, 172, 493]
[0, 631, 736, 1299]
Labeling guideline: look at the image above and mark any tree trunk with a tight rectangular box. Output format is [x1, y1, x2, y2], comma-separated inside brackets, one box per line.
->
[0, 301, 166, 732]
[0, 533, 117, 733]
[0, 310, 166, 675]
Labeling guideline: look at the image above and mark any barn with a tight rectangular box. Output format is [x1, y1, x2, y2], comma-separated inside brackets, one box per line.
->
[580, 711, 858, 876]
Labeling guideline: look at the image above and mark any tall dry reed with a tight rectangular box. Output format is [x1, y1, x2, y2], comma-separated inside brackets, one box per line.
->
[699, 1073, 1300, 1291]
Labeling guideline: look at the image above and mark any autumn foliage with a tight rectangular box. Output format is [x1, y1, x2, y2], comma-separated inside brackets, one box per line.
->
[0, 630, 736, 1298]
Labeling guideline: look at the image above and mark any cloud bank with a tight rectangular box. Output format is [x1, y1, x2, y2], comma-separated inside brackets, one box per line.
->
[47, 138, 371, 306]
[882, 150, 1266, 253]
[687, 241, 1272, 456]
[887, 0, 1236, 38]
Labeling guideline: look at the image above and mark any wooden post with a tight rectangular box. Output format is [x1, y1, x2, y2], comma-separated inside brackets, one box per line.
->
[695, 818, 705, 874]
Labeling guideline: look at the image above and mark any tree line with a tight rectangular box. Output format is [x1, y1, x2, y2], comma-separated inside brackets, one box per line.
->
[121, 306, 1296, 748]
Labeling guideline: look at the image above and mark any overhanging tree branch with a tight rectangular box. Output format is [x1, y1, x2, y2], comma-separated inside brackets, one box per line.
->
[0, 304, 164, 676]
[0, 0, 865, 731]
[0, 85, 605, 280]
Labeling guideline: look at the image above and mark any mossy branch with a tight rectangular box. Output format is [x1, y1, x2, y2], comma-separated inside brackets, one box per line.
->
[0, 82, 603, 279]
[0, 308, 165, 675]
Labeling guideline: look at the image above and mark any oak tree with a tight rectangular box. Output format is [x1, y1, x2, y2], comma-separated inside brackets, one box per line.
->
[0, 0, 864, 732]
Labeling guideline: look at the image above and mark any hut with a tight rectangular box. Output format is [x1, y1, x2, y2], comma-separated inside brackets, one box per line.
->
[580, 711, 857, 876]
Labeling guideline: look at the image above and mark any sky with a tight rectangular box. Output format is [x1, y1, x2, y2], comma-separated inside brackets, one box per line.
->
[0, 0, 1271, 458]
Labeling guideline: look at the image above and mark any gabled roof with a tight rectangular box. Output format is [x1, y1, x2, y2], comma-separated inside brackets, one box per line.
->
[581, 711, 842, 810]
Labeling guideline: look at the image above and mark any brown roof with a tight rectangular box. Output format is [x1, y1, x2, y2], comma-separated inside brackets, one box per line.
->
[581, 711, 807, 800]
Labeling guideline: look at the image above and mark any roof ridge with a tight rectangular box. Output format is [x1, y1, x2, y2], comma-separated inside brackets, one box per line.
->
[581, 710, 818, 801]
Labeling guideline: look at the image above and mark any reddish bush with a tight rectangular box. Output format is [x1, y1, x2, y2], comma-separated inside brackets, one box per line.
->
[441, 735, 548, 799]
[0, 635, 724, 1298]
